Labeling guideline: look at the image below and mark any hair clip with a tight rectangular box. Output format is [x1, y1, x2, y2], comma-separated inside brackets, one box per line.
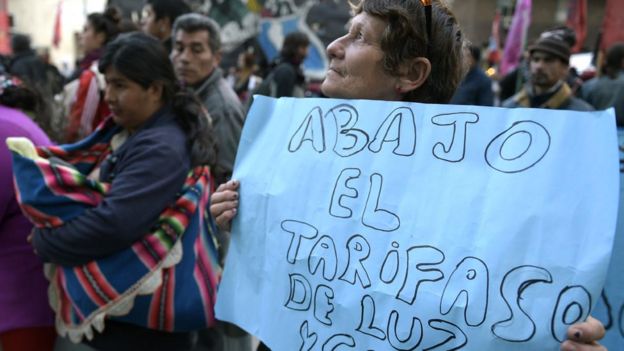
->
[421, 0, 433, 58]
[0, 75, 22, 96]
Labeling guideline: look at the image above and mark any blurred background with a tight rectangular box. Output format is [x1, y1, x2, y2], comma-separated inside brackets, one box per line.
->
[0, 0, 618, 80]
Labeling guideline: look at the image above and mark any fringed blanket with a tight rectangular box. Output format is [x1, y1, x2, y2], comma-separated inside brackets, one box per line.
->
[7, 119, 222, 342]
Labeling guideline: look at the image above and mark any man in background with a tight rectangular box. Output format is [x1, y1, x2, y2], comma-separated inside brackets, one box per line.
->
[141, 0, 191, 52]
[171, 13, 245, 187]
[450, 44, 494, 106]
[582, 43, 624, 125]
[502, 33, 592, 111]
[8, 34, 50, 96]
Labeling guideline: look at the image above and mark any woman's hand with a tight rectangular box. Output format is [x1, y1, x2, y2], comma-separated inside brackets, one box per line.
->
[561, 316, 607, 351]
[210, 180, 240, 231]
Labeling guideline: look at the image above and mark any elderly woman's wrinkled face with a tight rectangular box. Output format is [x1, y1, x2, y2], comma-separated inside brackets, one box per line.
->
[321, 12, 399, 101]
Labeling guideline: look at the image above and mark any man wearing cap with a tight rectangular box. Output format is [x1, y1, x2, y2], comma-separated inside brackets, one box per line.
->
[502, 33, 593, 111]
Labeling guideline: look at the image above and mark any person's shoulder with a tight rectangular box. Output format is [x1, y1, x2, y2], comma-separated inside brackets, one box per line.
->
[476, 69, 493, 86]
[566, 97, 595, 111]
[127, 118, 188, 165]
[204, 78, 244, 116]
[153, 110, 186, 132]
[134, 111, 186, 145]
[580, 78, 598, 98]
[274, 61, 296, 71]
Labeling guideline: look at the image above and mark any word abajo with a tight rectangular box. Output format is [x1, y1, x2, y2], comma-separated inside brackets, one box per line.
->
[281, 219, 592, 350]
[287, 103, 551, 174]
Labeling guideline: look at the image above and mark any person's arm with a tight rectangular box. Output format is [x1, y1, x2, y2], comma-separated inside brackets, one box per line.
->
[31, 137, 189, 266]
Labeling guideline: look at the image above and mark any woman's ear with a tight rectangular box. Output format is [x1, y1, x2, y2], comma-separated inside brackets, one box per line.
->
[95, 31, 107, 48]
[396, 57, 431, 94]
[147, 82, 164, 103]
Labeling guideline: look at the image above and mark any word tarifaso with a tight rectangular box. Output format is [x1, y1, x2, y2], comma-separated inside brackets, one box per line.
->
[281, 219, 591, 350]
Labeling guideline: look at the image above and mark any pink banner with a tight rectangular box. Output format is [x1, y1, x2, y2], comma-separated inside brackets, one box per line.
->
[500, 0, 532, 76]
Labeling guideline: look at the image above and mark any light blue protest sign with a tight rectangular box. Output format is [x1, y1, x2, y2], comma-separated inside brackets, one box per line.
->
[216, 96, 619, 350]
[593, 128, 624, 350]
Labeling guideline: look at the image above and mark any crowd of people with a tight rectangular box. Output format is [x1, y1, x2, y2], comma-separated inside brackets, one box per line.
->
[1, 0, 622, 350]
[452, 26, 624, 122]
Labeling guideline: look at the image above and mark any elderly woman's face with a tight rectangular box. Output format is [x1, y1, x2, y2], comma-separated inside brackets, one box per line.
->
[321, 12, 399, 101]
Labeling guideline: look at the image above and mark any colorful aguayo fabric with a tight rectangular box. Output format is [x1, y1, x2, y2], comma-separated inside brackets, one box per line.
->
[7, 119, 221, 342]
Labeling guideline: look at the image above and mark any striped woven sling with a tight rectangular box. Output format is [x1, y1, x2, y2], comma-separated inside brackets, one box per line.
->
[7, 118, 222, 342]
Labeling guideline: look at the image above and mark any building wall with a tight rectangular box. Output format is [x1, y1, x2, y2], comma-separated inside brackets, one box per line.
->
[8, 0, 106, 72]
[5, 0, 608, 74]
[451, 0, 499, 46]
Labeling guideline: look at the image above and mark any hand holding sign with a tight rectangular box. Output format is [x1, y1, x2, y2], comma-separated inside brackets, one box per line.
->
[211, 180, 240, 231]
[561, 316, 607, 351]
[215, 96, 618, 350]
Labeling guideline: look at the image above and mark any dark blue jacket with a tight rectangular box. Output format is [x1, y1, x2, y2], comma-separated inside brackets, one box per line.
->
[32, 106, 190, 266]
[450, 66, 494, 106]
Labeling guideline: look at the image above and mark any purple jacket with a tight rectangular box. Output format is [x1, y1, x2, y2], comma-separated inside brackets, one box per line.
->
[0, 105, 54, 333]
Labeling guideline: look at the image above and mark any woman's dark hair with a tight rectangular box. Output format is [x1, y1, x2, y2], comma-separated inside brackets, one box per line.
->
[145, 0, 191, 24]
[10, 34, 32, 54]
[0, 76, 39, 112]
[280, 31, 310, 62]
[98, 32, 217, 168]
[350, 0, 464, 104]
[0, 75, 54, 139]
[87, 7, 122, 45]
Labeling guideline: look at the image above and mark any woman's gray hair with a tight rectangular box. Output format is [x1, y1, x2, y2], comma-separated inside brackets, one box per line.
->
[172, 13, 222, 54]
[350, 0, 465, 104]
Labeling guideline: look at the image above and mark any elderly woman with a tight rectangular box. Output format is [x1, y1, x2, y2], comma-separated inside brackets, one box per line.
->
[210, 1, 606, 350]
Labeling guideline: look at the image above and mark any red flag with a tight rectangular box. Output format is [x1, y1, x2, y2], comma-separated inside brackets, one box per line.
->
[487, 10, 502, 65]
[52, 0, 62, 48]
[601, 0, 624, 50]
[565, 0, 587, 53]
[0, 0, 10, 55]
